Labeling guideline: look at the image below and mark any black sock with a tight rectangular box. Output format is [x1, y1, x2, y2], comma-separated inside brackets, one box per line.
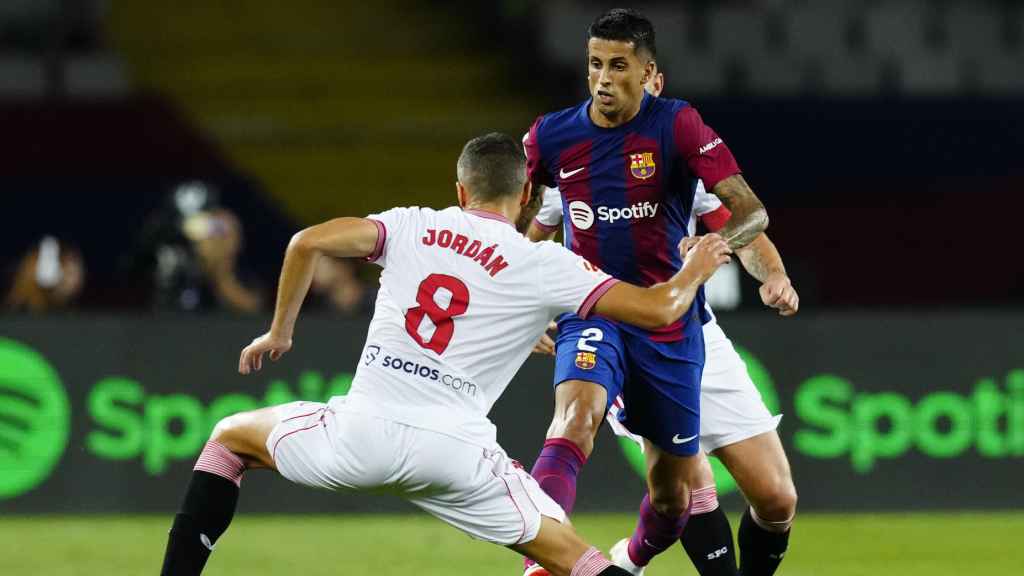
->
[737, 508, 790, 576]
[680, 507, 739, 576]
[160, 471, 240, 576]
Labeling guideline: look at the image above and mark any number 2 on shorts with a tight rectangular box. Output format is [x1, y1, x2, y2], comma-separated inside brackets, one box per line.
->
[404, 274, 470, 354]
[577, 327, 603, 352]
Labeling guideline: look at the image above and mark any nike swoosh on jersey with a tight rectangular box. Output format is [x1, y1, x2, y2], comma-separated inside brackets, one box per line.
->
[559, 166, 585, 179]
[672, 434, 698, 444]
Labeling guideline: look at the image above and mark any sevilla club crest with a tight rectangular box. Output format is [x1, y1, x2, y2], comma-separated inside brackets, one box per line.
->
[630, 152, 656, 180]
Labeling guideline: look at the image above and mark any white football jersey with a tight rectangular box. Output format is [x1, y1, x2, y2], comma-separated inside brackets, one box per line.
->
[334, 206, 617, 448]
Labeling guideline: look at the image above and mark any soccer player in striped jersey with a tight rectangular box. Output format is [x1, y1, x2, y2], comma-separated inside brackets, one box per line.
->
[520, 9, 795, 576]
[526, 65, 799, 576]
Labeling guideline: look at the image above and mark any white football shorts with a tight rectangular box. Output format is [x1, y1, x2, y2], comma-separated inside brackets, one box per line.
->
[608, 321, 782, 453]
[266, 400, 566, 545]
[697, 321, 782, 452]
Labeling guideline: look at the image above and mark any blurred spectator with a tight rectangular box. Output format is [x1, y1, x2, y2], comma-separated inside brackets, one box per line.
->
[307, 256, 376, 317]
[5, 236, 85, 313]
[133, 182, 263, 314]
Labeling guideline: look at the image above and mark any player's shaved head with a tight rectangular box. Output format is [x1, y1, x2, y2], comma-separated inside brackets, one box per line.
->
[457, 133, 527, 202]
[588, 8, 656, 60]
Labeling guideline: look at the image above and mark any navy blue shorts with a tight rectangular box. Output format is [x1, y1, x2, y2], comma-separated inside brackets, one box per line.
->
[553, 315, 705, 456]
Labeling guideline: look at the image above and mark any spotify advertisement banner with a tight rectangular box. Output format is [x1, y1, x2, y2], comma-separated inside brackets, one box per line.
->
[0, 312, 1020, 513]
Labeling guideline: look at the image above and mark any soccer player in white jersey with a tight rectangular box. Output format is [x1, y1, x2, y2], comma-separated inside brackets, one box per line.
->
[525, 67, 799, 576]
[157, 133, 733, 576]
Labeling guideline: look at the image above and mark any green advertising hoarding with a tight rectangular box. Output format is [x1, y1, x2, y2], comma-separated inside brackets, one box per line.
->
[0, 313, 1021, 512]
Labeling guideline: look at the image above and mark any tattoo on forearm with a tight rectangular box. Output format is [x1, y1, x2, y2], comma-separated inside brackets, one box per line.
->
[711, 175, 768, 250]
[737, 238, 785, 284]
[738, 248, 771, 283]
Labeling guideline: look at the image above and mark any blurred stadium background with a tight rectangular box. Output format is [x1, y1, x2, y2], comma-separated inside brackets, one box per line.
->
[1, 1, 1022, 574]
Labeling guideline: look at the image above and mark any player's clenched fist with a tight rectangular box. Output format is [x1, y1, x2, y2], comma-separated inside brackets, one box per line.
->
[760, 273, 799, 316]
[239, 332, 292, 374]
[679, 233, 732, 283]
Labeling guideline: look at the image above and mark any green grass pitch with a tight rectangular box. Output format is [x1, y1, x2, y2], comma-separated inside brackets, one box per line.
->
[1, 513, 1021, 575]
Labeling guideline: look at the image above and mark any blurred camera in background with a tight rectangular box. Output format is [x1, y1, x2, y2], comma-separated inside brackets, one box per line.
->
[136, 182, 263, 314]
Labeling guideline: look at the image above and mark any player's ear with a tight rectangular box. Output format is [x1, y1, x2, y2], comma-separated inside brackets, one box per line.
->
[642, 60, 656, 86]
[456, 181, 468, 208]
[652, 72, 665, 97]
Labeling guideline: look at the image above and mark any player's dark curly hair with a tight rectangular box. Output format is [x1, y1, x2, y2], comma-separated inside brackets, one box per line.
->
[588, 8, 656, 59]
[457, 132, 527, 202]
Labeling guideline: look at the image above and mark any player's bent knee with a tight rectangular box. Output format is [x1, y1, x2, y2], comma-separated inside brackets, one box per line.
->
[548, 380, 607, 449]
[771, 480, 799, 518]
[649, 486, 691, 518]
[557, 411, 602, 444]
[209, 414, 244, 446]
[753, 476, 798, 521]
[208, 409, 275, 468]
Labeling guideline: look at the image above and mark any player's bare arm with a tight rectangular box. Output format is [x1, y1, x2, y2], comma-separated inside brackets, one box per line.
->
[239, 217, 380, 374]
[736, 232, 799, 316]
[593, 234, 731, 329]
[710, 174, 769, 250]
[527, 221, 558, 242]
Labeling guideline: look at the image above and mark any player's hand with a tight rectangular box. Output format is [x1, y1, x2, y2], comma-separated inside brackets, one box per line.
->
[677, 235, 701, 256]
[760, 273, 799, 316]
[239, 332, 292, 374]
[532, 321, 558, 355]
[680, 234, 732, 283]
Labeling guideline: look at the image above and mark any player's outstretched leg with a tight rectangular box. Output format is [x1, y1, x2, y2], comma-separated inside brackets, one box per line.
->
[532, 379, 607, 512]
[713, 431, 797, 576]
[513, 516, 635, 576]
[679, 453, 739, 576]
[524, 379, 607, 572]
[159, 406, 279, 576]
[613, 439, 698, 575]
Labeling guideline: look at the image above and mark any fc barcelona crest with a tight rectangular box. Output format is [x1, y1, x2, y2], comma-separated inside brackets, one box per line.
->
[630, 152, 656, 180]
[575, 351, 597, 370]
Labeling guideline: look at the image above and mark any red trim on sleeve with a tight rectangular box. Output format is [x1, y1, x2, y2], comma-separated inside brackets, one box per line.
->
[365, 218, 386, 262]
[532, 217, 560, 234]
[699, 205, 732, 232]
[577, 278, 620, 319]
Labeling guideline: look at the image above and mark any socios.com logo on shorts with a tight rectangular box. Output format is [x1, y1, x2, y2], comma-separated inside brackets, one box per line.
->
[0, 338, 71, 500]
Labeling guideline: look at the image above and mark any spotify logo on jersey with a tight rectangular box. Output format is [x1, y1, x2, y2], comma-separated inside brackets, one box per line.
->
[568, 201, 595, 230]
[0, 339, 70, 500]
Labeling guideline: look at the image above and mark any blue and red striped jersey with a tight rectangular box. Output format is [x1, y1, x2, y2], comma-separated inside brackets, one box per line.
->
[524, 93, 741, 338]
